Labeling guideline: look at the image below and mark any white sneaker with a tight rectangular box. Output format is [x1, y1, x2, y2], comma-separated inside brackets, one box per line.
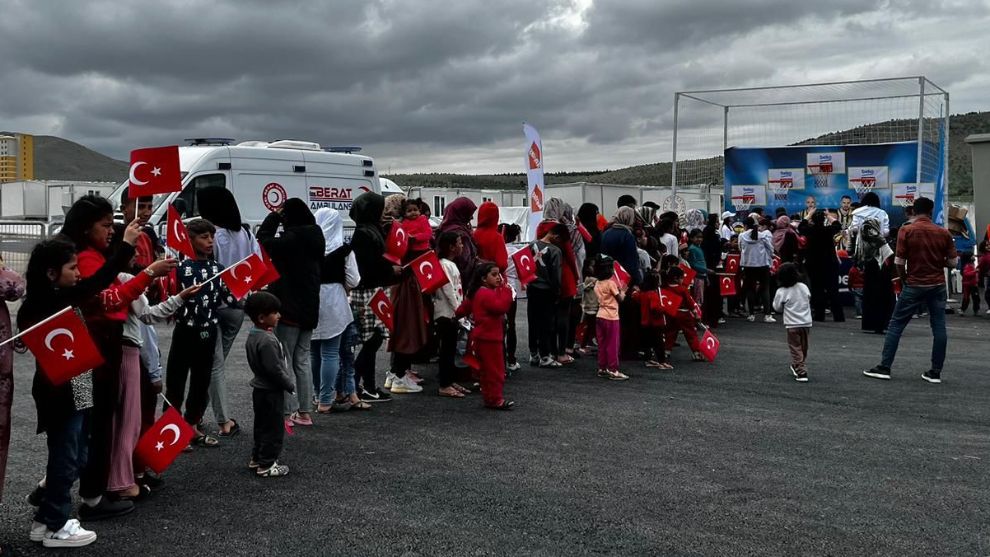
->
[30, 520, 48, 542]
[746, 315, 756, 322]
[383, 372, 396, 389]
[389, 375, 423, 394]
[42, 519, 96, 548]
[763, 315, 777, 323]
[506, 361, 521, 371]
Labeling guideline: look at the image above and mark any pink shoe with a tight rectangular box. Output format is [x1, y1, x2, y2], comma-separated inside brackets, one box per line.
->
[289, 412, 313, 426]
[407, 371, 424, 384]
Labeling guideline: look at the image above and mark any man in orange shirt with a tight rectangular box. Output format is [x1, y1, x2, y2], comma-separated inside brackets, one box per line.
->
[864, 197, 957, 384]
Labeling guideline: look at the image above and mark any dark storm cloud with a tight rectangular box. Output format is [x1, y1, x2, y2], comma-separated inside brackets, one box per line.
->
[0, 0, 987, 173]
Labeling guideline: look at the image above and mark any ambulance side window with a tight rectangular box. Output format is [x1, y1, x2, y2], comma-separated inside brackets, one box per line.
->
[175, 174, 226, 217]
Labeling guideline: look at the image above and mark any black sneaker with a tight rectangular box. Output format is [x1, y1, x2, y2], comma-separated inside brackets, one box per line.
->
[27, 484, 45, 507]
[359, 387, 392, 403]
[921, 370, 942, 384]
[795, 372, 809, 383]
[863, 366, 891, 380]
[137, 471, 166, 492]
[78, 497, 134, 521]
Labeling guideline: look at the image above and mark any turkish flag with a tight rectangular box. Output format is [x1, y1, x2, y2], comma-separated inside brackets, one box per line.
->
[129, 146, 182, 197]
[658, 288, 683, 317]
[678, 262, 697, 287]
[409, 250, 449, 294]
[384, 224, 408, 265]
[892, 277, 903, 296]
[613, 261, 631, 288]
[166, 204, 196, 259]
[219, 253, 267, 300]
[255, 245, 281, 290]
[769, 255, 782, 275]
[134, 407, 195, 474]
[511, 246, 537, 287]
[20, 307, 104, 386]
[725, 254, 740, 274]
[368, 289, 394, 333]
[718, 273, 737, 296]
[698, 327, 720, 363]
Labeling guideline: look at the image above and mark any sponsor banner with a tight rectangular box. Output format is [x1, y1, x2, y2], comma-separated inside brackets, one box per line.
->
[523, 123, 544, 241]
[892, 183, 935, 207]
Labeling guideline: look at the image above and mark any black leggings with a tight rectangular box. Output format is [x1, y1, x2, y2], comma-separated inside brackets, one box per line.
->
[527, 288, 557, 358]
[164, 325, 217, 426]
[505, 300, 517, 363]
[356, 330, 383, 391]
[743, 267, 773, 316]
[435, 317, 458, 388]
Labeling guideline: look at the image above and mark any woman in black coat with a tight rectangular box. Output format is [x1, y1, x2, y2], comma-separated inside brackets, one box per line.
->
[800, 211, 845, 322]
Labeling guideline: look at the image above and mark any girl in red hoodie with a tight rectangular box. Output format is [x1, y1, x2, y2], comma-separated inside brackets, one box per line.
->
[457, 262, 514, 410]
[960, 252, 980, 316]
[662, 266, 704, 361]
[473, 201, 508, 272]
[631, 270, 674, 369]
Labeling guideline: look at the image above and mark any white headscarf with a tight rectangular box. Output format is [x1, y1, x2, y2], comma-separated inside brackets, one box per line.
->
[314, 207, 344, 255]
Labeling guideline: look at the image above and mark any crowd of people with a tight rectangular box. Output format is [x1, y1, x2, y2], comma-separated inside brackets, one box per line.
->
[0, 185, 968, 549]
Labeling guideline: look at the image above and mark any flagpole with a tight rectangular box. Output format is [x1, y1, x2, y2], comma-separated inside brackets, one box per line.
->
[0, 306, 72, 348]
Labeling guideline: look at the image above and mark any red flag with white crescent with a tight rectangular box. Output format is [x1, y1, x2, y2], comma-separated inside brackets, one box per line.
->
[219, 253, 267, 300]
[725, 254, 740, 274]
[134, 407, 195, 474]
[510, 246, 537, 287]
[698, 327, 720, 363]
[129, 145, 182, 197]
[658, 288, 682, 317]
[409, 250, 449, 294]
[256, 245, 281, 290]
[368, 289, 394, 332]
[718, 273, 737, 296]
[769, 255, 782, 276]
[678, 262, 697, 287]
[613, 261, 631, 288]
[167, 204, 196, 259]
[384, 224, 409, 265]
[20, 307, 104, 386]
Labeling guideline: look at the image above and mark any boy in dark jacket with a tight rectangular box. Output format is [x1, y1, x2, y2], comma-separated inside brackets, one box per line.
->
[257, 198, 324, 426]
[528, 222, 566, 367]
[245, 292, 295, 477]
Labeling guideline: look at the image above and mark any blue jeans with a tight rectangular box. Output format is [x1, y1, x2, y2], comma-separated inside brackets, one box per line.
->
[35, 410, 88, 531]
[337, 323, 359, 397]
[880, 284, 947, 372]
[310, 335, 342, 406]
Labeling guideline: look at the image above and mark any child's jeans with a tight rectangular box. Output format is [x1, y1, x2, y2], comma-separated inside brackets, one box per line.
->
[337, 322, 359, 397]
[310, 335, 342, 406]
[252, 387, 285, 469]
[787, 327, 810, 374]
[596, 318, 620, 370]
[961, 285, 981, 314]
[852, 288, 864, 317]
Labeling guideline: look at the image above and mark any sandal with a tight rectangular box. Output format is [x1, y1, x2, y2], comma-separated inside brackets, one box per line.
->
[657, 362, 674, 370]
[107, 484, 152, 503]
[487, 400, 515, 410]
[192, 434, 220, 448]
[439, 386, 466, 398]
[218, 419, 240, 437]
[317, 404, 337, 414]
[348, 400, 372, 411]
[452, 383, 472, 395]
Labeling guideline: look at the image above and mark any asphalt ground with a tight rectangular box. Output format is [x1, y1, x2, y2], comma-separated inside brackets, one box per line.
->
[1, 300, 989, 556]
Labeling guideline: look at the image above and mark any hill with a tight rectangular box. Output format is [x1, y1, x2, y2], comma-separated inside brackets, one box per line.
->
[388, 111, 990, 199]
[1, 132, 129, 183]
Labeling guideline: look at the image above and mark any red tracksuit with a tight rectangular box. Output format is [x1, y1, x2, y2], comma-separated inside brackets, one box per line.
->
[663, 283, 701, 352]
[632, 289, 668, 363]
[458, 285, 513, 407]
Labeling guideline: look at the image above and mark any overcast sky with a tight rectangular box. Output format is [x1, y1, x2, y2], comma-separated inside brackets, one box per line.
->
[1, 0, 987, 174]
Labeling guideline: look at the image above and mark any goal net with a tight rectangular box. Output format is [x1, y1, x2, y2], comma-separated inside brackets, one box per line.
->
[671, 76, 949, 222]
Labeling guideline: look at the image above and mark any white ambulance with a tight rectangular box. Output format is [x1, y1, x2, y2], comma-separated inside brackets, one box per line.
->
[109, 138, 403, 233]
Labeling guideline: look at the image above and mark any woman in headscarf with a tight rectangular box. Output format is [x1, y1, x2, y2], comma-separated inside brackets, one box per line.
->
[772, 215, 800, 265]
[856, 217, 895, 334]
[257, 198, 325, 426]
[801, 210, 845, 322]
[311, 208, 364, 413]
[600, 206, 642, 358]
[349, 192, 401, 402]
[577, 203, 601, 262]
[438, 197, 478, 279]
[382, 193, 407, 227]
[197, 186, 259, 435]
[545, 199, 585, 362]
